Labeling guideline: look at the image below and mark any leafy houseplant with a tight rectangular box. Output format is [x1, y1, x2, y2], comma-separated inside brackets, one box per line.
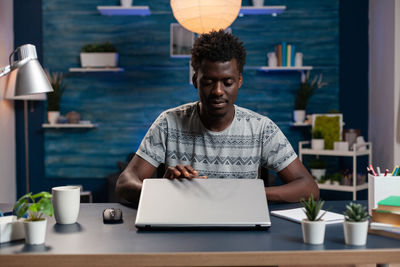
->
[311, 129, 324, 150]
[45, 71, 66, 124]
[294, 72, 327, 110]
[300, 195, 326, 244]
[14, 192, 53, 245]
[343, 202, 369, 246]
[313, 115, 341, 150]
[309, 158, 326, 181]
[80, 42, 119, 68]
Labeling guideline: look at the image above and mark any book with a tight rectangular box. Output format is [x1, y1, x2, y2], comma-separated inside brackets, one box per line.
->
[371, 209, 400, 226]
[275, 44, 282, 66]
[369, 222, 400, 240]
[378, 195, 400, 212]
[270, 208, 344, 224]
[281, 42, 287, 67]
[286, 44, 292, 67]
[291, 45, 295, 66]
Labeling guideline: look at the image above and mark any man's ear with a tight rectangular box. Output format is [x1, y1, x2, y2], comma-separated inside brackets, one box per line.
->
[238, 73, 243, 88]
[192, 72, 198, 89]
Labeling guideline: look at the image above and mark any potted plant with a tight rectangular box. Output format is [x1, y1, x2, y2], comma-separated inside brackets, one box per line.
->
[45, 71, 66, 124]
[300, 195, 326, 245]
[80, 42, 118, 68]
[330, 172, 342, 186]
[13, 192, 54, 245]
[311, 129, 324, 150]
[293, 72, 327, 123]
[343, 202, 369, 246]
[309, 158, 326, 182]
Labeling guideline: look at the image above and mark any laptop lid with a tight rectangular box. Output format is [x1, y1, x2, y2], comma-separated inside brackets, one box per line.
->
[135, 178, 271, 229]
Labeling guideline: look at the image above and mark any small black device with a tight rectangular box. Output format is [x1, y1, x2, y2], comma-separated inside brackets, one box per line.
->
[103, 208, 123, 224]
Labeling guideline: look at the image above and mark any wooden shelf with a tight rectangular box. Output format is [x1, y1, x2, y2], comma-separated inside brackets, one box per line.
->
[318, 183, 368, 192]
[42, 123, 98, 129]
[239, 6, 286, 16]
[258, 66, 313, 72]
[97, 6, 151, 16]
[69, 67, 124, 72]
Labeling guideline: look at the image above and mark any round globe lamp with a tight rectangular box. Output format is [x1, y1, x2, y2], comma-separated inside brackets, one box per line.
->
[170, 0, 242, 34]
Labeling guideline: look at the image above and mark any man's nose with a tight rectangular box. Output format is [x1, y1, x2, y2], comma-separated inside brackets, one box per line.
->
[212, 82, 224, 96]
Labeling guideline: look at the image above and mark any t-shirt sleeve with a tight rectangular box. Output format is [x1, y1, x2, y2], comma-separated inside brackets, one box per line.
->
[136, 113, 168, 168]
[261, 120, 297, 173]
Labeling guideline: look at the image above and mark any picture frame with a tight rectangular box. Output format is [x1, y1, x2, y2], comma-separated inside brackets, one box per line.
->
[170, 23, 194, 58]
[311, 113, 343, 149]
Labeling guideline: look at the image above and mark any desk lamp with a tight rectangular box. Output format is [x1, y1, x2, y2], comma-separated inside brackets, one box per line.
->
[1, 44, 53, 194]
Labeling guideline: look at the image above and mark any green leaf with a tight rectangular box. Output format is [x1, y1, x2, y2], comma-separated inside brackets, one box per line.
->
[15, 202, 29, 219]
[37, 198, 54, 217]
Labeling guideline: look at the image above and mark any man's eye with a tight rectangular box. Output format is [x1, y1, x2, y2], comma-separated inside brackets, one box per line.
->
[224, 81, 233, 86]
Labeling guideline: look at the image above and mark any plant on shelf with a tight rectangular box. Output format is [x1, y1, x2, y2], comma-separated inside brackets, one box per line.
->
[45, 70, 66, 125]
[309, 158, 326, 181]
[313, 115, 341, 150]
[311, 129, 324, 150]
[80, 42, 119, 68]
[329, 172, 342, 186]
[13, 192, 54, 245]
[343, 202, 369, 246]
[300, 195, 326, 244]
[293, 72, 327, 123]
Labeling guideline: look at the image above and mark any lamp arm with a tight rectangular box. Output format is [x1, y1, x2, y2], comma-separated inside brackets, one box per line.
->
[0, 65, 12, 78]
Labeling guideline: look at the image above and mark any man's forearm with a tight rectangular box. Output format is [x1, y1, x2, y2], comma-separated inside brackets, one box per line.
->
[265, 177, 319, 202]
[115, 173, 143, 203]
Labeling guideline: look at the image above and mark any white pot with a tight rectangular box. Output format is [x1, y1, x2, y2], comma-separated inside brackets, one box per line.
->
[343, 220, 368, 246]
[334, 141, 349, 151]
[311, 169, 326, 181]
[120, 0, 133, 7]
[47, 111, 60, 125]
[252, 0, 264, 7]
[23, 219, 47, 245]
[301, 219, 326, 245]
[80, 52, 118, 68]
[293, 110, 306, 123]
[311, 139, 325, 150]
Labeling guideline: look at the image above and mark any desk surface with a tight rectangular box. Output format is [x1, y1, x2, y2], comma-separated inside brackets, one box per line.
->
[1, 201, 400, 266]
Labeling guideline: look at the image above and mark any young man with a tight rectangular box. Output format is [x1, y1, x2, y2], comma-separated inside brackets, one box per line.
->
[116, 30, 319, 204]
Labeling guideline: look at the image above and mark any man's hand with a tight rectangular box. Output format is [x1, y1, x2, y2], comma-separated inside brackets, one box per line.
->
[163, 164, 199, 179]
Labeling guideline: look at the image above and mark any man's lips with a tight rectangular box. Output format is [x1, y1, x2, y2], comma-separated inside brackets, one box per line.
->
[209, 99, 227, 108]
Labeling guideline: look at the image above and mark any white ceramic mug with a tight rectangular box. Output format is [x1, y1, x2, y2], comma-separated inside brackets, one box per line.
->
[267, 52, 277, 67]
[52, 186, 80, 224]
[295, 52, 303, 67]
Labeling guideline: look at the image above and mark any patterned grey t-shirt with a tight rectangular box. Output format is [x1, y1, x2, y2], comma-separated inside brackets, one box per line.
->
[136, 102, 297, 178]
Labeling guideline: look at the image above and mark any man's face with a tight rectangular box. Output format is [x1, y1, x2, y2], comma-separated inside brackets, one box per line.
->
[193, 59, 243, 120]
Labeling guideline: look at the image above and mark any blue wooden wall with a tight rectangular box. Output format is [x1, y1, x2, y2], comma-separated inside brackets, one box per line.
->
[42, 0, 339, 179]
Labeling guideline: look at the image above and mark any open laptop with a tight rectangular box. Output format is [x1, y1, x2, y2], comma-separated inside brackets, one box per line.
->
[135, 178, 271, 229]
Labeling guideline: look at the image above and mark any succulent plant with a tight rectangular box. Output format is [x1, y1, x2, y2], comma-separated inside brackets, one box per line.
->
[300, 195, 326, 221]
[344, 202, 369, 222]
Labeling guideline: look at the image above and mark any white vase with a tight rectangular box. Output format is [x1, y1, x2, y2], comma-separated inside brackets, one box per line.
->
[343, 220, 369, 246]
[311, 139, 325, 150]
[311, 169, 326, 181]
[301, 219, 326, 245]
[23, 219, 47, 245]
[293, 110, 306, 123]
[47, 111, 60, 125]
[252, 0, 264, 7]
[120, 0, 133, 7]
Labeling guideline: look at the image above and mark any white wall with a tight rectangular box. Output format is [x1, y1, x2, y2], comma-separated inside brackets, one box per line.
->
[369, 0, 400, 169]
[0, 0, 16, 202]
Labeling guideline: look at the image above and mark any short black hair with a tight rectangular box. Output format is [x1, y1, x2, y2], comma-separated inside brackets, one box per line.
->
[191, 30, 246, 74]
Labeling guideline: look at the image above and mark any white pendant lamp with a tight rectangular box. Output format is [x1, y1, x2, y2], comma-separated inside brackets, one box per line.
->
[170, 0, 242, 34]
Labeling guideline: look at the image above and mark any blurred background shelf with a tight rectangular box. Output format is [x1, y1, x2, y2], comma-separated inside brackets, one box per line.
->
[42, 123, 98, 129]
[69, 67, 124, 72]
[239, 6, 286, 16]
[97, 6, 151, 16]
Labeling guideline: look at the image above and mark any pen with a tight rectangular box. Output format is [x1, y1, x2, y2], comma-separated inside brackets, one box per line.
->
[377, 166, 381, 176]
[369, 164, 377, 176]
[384, 169, 389, 176]
[391, 165, 399, 176]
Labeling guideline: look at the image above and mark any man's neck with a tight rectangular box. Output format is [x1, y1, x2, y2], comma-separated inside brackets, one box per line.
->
[198, 103, 235, 132]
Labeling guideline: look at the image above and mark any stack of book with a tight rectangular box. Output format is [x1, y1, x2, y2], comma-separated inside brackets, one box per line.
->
[274, 42, 296, 67]
[369, 195, 400, 240]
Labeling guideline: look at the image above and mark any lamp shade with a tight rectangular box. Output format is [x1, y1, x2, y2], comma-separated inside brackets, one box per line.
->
[170, 0, 242, 34]
[4, 69, 46, 100]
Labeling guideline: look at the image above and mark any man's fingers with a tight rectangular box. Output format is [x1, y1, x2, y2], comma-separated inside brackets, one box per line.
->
[164, 165, 199, 179]
[185, 165, 198, 176]
[163, 166, 181, 179]
[176, 164, 191, 178]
